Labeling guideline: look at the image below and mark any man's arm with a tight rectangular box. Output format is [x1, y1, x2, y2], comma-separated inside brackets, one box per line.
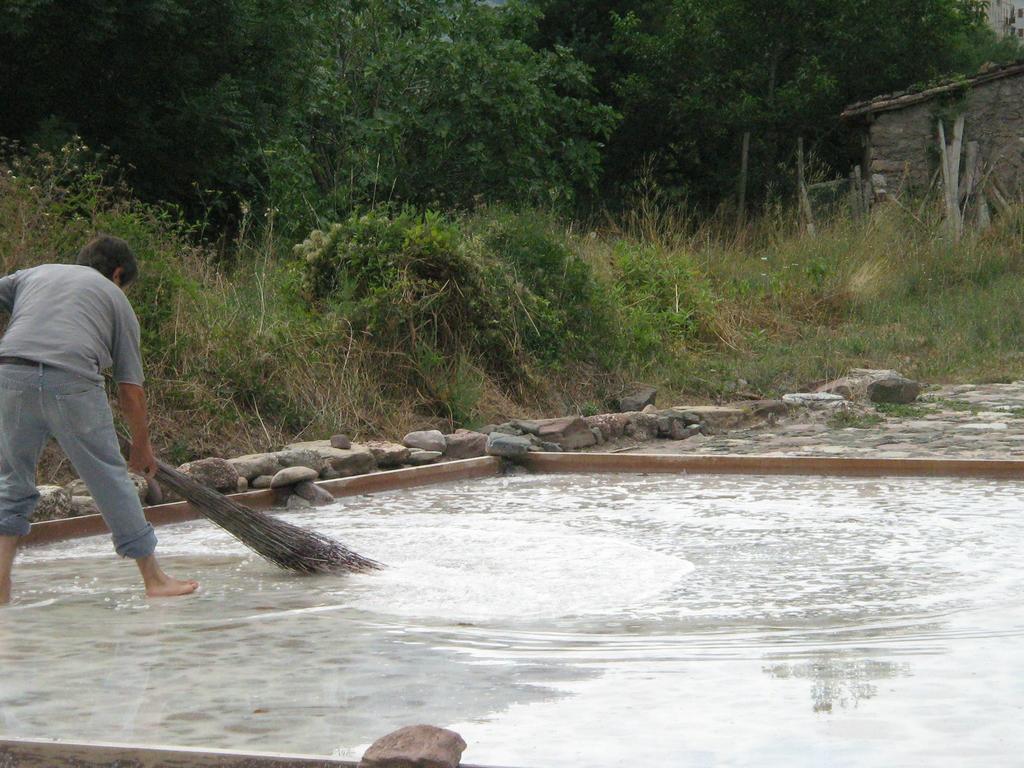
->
[118, 383, 157, 478]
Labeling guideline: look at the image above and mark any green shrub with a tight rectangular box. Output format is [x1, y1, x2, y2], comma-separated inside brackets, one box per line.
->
[294, 210, 528, 390]
[610, 241, 712, 362]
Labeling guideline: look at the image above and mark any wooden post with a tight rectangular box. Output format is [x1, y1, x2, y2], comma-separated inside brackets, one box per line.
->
[937, 117, 964, 241]
[737, 131, 751, 230]
[850, 167, 863, 219]
[797, 137, 816, 236]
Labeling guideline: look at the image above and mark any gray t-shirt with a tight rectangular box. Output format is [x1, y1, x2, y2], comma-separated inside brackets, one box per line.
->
[0, 264, 145, 385]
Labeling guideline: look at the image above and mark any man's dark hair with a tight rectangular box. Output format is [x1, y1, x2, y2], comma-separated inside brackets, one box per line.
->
[76, 235, 139, 285]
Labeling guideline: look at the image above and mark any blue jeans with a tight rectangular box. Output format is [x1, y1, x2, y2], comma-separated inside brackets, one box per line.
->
[0, 363, 157, 558]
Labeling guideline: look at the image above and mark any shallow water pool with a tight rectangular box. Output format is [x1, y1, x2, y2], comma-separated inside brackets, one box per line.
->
[3, 472, 1023, 766]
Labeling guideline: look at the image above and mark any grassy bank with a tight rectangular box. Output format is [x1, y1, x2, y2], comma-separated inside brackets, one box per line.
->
[4, 147, 1024, 481]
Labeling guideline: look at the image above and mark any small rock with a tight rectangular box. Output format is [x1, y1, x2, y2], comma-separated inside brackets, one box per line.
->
[618, 386, 657, 412]
[70, 495, 99, 517]
[228, 453, 282, 480]
[293, 480, 335, 506]
[402, 429, 447, 453]
[34, 486, 72, 522]
[360, 725, 467, 768]
[444, 430, 488, 459]
[365, 441, 411, 468]
[642, 404, 659, 414]
[251, 475, 274, 489]
[145, 477, 163, 506]
[406, 449, 443, 466]
[236, 477, 249, 493]
[286, 494, 312, 510]
[330, 434, 352, 449]
[486, 433, 532, 458]
[539, 441, 563, 452]
[128, 473, 149, 503]
[868, 376, 922, 404]
[270, 466, 320, 488]
[178, 458, 240, 493]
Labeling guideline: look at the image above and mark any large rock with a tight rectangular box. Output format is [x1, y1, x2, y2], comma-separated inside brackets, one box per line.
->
[66, 475, 146, 503]
[284, 439, 332, 451]
[178, 458, 239, 493]
[444, 430, 488, 459]
[782, 392, 849, 410]
[274, 448, 325, 473]
[625, 412, 661, 440]
[585, 413, 632, 442]
[868, 376, 922, 404]
[317, 446, 377, 477]
[251, 475, 274, 490]
[270, 466, 320, 488]
[34, 486, 72, 522]
[486, 433, 532, 458]
[365, 441, 411, 468]
[673, 406, 748, 434]
[293, 480, 335, 506]
[511, 416, 597, 450]
[403, 430, 447, 454]
[360, 725, 467, 768]
[70, 495, 99, 517]
[228, 453, 282, 480]
[618, 386, 657, 413]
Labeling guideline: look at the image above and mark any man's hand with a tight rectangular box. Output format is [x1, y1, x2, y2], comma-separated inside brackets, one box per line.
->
[128, 440, 158, 478]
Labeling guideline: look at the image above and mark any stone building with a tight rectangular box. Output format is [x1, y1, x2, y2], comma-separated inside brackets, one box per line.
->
[841, 60, 1024, 200]
[989, 0, 1014, 37]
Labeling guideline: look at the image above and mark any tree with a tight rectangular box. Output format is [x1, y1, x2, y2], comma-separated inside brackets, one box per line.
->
[0, 0, 307, 221]
[265, 0, 617, 236]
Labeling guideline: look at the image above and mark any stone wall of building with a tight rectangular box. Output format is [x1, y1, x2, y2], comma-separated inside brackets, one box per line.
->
[867, 73, 1024, 198]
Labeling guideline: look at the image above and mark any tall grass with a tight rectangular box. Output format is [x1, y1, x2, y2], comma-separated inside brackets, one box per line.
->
[4, 144, 1024, 483]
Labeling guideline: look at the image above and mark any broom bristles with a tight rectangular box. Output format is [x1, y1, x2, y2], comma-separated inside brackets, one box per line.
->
[155, 460, 381, 575]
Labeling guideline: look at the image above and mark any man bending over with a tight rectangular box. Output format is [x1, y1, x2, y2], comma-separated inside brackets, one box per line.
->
[0, 235, 198, 603]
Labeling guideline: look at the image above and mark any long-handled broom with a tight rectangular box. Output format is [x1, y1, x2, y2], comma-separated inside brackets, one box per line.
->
[138, 445, 381, 574]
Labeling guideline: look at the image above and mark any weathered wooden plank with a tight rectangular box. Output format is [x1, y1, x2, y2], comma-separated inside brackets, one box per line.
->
[520, 451, 1024, 480]
[0, 738, 508, 768]
[23, 457, 503, 548]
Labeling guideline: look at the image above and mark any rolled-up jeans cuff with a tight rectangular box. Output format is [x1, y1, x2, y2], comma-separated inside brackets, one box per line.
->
[0, 515, 31, 538]
[114, 523, 158, 559]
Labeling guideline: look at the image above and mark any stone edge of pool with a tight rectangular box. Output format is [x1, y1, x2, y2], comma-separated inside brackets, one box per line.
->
[23, 451, 1024, 549]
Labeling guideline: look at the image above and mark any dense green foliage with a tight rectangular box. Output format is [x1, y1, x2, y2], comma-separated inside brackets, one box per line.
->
[0, 0, 306, 221]
[5, 0, 1013, 219]
[269, 1, 616, 236]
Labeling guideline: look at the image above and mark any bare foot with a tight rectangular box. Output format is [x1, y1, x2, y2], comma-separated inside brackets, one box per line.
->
[145, 574, 200, 598]
[135, 554, 198, 598]
[0, 577, 11, 606]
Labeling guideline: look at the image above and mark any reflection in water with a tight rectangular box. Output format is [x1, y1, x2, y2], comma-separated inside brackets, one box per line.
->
[3, 472, 1024, 767]
[765, 655, 912, 713]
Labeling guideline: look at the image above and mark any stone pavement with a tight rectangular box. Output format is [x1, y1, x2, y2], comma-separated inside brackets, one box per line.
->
[635, 382, 1024, 460]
